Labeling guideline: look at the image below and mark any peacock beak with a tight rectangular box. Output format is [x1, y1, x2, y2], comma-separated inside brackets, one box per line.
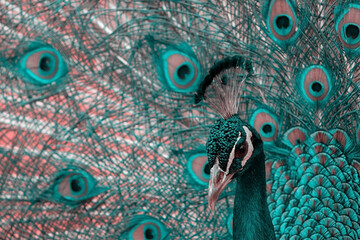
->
[208, 162, 236, 211]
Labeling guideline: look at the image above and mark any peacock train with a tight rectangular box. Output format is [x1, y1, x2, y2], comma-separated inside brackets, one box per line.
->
[1, 0, 360, 239]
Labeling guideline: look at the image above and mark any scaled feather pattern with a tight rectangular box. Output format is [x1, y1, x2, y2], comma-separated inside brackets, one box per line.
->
[1, 0, 360, 239]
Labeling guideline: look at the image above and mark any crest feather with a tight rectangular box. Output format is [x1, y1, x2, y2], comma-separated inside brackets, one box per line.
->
[195, 56, 253, 119]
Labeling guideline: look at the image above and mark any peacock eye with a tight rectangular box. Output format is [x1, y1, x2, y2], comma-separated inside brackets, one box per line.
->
[19, 46, 68, 85]
[128, 216, 168, 240]
[158, 48, 202, 93]
[234, 141, 248, 159]
[266, 0, 298, 43]
[187, 153, 210, 186]
[298, 65, 333, 105]
[204, 162, 211, 175]
[58, 173, 88, 199]
[283, 127, 308, 148]
[43, 168, 109, 205]
[335, 4, 360, 51]
[250, 109, 279, 145]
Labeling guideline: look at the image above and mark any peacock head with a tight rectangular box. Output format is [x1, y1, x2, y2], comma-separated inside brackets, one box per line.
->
[207, 114, 263, 211]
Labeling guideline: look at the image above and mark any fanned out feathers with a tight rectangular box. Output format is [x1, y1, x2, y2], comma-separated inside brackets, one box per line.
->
[0, 0, 360, 239]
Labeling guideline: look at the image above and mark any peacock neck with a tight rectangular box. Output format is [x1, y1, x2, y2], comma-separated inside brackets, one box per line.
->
[233, 149, 275, 240]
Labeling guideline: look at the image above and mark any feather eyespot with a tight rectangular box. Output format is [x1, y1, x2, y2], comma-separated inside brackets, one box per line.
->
[58, 173, 88, 199]
[187, 153, 210, 186]
[298, 65, 333, 105]
[128, 216, 168, 240]
[19, 46, 68, 85]
[42, 168, 109, 205]
[335, 4, 360, 51]
[159, 49, 202, 93]
[283, 127, 308, 148]
[266, 0, 298, 42]
[250, 109, 279, 144]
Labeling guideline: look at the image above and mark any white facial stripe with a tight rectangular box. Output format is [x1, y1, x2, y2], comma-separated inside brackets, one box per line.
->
[226, 131, 242, 173]
[243, 126, 254, 165]
[226, 126, 254, 173]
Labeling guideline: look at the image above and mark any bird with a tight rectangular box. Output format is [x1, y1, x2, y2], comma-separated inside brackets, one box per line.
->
[197, 56, 276, 239]
[0, 0, 360, 240]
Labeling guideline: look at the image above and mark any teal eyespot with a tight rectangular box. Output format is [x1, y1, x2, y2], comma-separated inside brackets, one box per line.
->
[335, 4, 360, 51]
[309, 81, 325, 97]
[66, 174, 87, 197]
[56, 172, 90, 201]
[41, 168, 109, 205]
[250, 109, 279, 144]
[266, 0, 298, 43]
[128, 216, 168, 240]
[158, 48, 202, 93]
[19, 46, 68, 85]
[297, 65, 333, 105]
[260, 122, 276, 139]
[273, 14, 293, 36]
[283, 127, 308, 148]
[341, 23, 360, 45]
[187, 153, 210, 186]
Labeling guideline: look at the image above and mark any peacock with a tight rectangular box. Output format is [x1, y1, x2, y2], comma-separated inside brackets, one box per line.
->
[1, 0, 360, 239]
